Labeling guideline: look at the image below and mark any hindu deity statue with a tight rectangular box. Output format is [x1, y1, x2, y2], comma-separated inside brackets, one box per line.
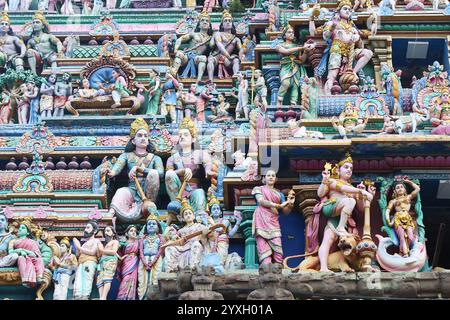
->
[8, 218, 45, 287]
[208, 197, 242, 265]
[232, 72, 249, 119]
[136, 69, 162, 116]
[138, 214, 164, 300]
[165, 117, 214, 224]
[195, 83, 213, 123]
[26, 11, 63, 75]
[332, 101, 368, 139]
[96, 226, 119, 300]
[0, 211, 18, 268]
[173, 11, 213, 83]
[97, 68, 131, 109]
[25, 80, 40, 125]
[252, 69, 268, 111]
[252, 170, 295, 265]
[161, 71, 180, 124]
[53, 72, 72, 118]
[384, 178, 420, 257]
[317, 154, 375, 272]
[74, 78, 106, 99]
[51, 237, 78, 300]
[207, 94, 232, 123]
[0, 12, 26, 71]
[310, 0, 374, 95]
[61, 0, 75, 14]
[164, 199, 215, 272]
[117, 225, 140, 300]
[179, 83, 198, 120]
[39, 73, 57, 119]
[73, 220, 102, 300]
[0, 90, 11, 124]
[106, 118, 164, 222]
[207, 10, 242, 83]
[275, 25, 315, 107]
[430, 88, 450, 135]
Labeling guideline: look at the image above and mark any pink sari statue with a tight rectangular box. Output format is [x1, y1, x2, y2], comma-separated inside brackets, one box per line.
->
[14, 237, 45, 287]
[252, 185, 284, 264]
[117, 240, 139, 300]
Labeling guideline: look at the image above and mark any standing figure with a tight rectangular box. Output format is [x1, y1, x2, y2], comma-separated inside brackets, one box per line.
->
[18, 84, 30, 125]
[317, 154, 374, 271]
[106, 0, 116, 9]
[52, 237, 78, 300]
[161, 71, 180, 124]
[275, 25, 315, 107]
[26, 12, 63, 75]
[117, 225, 140, 300]
[53, 72, 72, 118]
[105, 118, 164, 222]
[9, 0, 20, 11]
[207, 10, 243, 83]
[208, 198, 242, 264]
[233, 72, 249, 119]
[136, 69, 162, 116]
[26, 80, 40, 125]
[0, 211, 19, 268]
[19, 0, 32, 11]
[97, 226, 119, 300]
[173, 11, 213, 83]
[82, 0, 93, 14]
[164, 200, 214, 272]
[179, 84, 197, 120]
[48, 0, 58, 12]
[138, 214, 164, 300]
[384, 179, 420, 257]
[310, 0, 374, 95]
[165, 117, 215, 222]
[61, 0, 75, 15]
[252, 170, 294, 265]
[39, 74, 57, 119]
[332, 101, 368, 139]
[0, 91, 12, 124]
[0, 12, 26, 71]
[195, 83, 213, 123]
[8, 219, 45, 287]
[72, 220, 102, 300]
[253, 69, 268, 111]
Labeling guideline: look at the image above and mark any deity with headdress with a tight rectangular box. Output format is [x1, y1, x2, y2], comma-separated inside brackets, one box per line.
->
[0, 11, 26, 71]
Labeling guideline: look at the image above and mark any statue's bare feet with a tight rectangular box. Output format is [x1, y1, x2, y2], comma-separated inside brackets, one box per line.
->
[320, 268, 332, 272]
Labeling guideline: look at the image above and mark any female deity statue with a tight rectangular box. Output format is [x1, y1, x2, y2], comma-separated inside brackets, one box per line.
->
[252, 170, 294, 265]
[232, 72, 249, 119]
[253, 69, 268, 111]
[164, 199, 214, 272]
[275, 25, 315, 107]
[310, 0, 374, 95]
[105, 118, 164, 222]
[8, 219, 45, 287]
[96, 226, 119, 300]
[317, 154, 375, 272]
[138, 214, 164, 300]
[136, 69, 162, 116]
[26, 80, 40, 125]
[51, 237, 78, 300]
[0, 91, 12, 124]
[208, 197, 242, 264]
[384, 178, 420, 257]
[332, 101, 368, 139]
[39, 74, 57, 119]
[165, 117, 214, 223]
[53, 72, 72, 118]
[117, 225, 140, 300]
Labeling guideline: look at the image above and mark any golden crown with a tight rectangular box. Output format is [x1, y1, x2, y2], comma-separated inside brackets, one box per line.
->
[338, 152, 353, 167]
[130, 118, 149, 138]
[207, 195, 221, 213]
[221, 10, 233, 22]
[199, 10, 211, 21]
[60, 236, 70, 247]
[146, 212, 159, 222]
[179, 117, 197, 139]
[180, 199, 194, 217]
[32, 11, 48, 26]
[0, 11, 9, 24]
[337, 0, 352, 9]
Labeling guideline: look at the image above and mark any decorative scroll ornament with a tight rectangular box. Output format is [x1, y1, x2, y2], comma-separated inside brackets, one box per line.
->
[16, 123, 56, 154]
[148, 119, 174, 154]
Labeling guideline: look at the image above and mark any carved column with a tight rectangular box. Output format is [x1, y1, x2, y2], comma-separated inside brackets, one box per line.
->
[239, 208, 259, 269]
[263, 66, 281, 106]
[368, 35, 393, 91]
[293, 185, 320, 254]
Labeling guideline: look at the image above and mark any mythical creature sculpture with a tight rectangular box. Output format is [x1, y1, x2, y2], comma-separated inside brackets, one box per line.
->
[105, 118, 164, 222]
[0, 12, 26, 71]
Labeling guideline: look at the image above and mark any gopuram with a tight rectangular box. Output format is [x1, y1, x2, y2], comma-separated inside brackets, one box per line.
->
[0, 0, 448, 301]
